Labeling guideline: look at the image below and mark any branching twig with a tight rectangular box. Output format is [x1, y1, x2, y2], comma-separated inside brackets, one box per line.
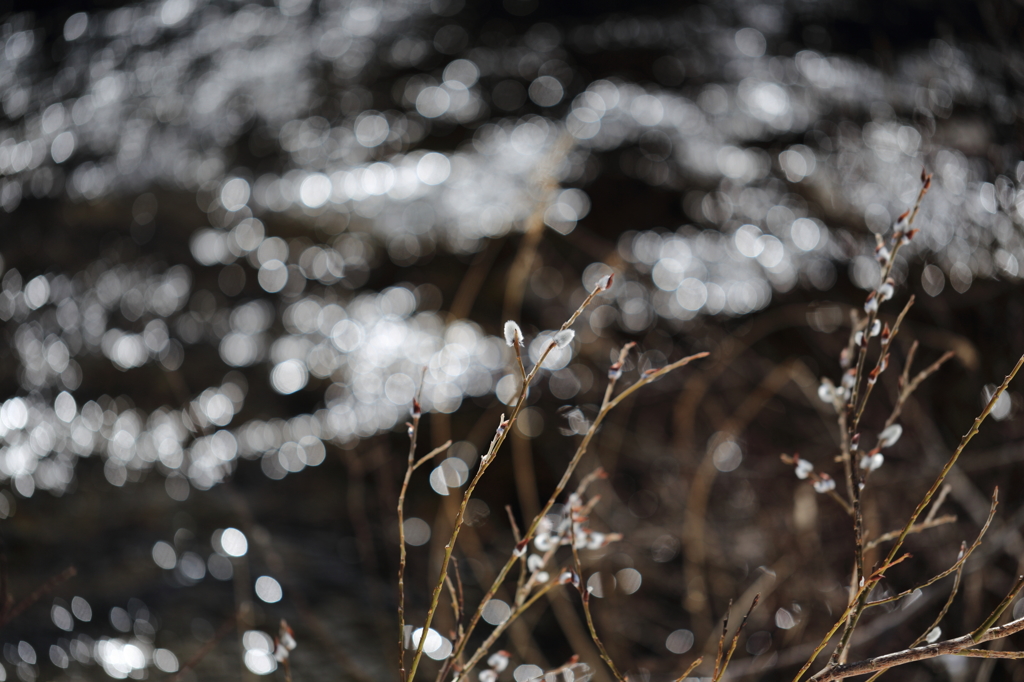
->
[0, 565, 76, 628]
[713, 595, 759, 682]
[864, 515, 957, 550]
[440, 345, 708, 681]
[806, 616, 1024, 681]
[168, 615, 236, 682]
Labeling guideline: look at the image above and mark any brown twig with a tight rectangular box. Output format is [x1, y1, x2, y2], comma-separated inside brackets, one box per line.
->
[714, 595, 759, 682]
[168, 615, 236, 682]
[674, 657, 704, 682]
[796, 350, 1024, 682]
[864, 515, 957, 550]
[806, 616, 1024, 681]
[0, 565, 76, 628]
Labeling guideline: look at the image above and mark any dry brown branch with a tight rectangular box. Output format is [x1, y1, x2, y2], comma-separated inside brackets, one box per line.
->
[0, 565, 76, 628]
[864, 515, 957, 550]
[674, 657, 704, 682]
[167, 615, 236, 682]
[806, 616, 1024, 681]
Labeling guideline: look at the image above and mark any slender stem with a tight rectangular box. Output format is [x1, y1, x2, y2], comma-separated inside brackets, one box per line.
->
[971, 574, 1024, 642]
[806, 616, 1024, 682]
[458, 580, 561, 676]
[798, 353, 1024, 682]
[674, 657, 704, 682]
[442, 349, 707, 679]
[397, 410, 421, 681]
[865, 489, 996, 608]
[571, 522, 627, 682]
[412, 286, 616, 682]
[864, 515, 956, 551]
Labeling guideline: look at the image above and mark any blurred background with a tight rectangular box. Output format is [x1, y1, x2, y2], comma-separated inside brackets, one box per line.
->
[1, 0, 1024, 680]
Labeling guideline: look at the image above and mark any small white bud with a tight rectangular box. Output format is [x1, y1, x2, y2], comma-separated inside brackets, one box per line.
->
[878, 281, 895, 302]
[534, 533, 556, 551]
[864, 292, 879, 313]
[878, 424, 903, 448]
[925, 627, 941, 644]
[870, 319, 881, 337]
[854, 331, 865, 346]
[527, 554, 544, 572]
[479, 670, 498, 682]
[553, 329, 575, 349]
[487, 651, 510, 673]
[535, 571, 549, 583]
[860, 453, 884, 472]
[841, 370, 857, 390]
[795, 459, 814, 480]
[818, 381, 836, 404]
[595, 273, 614, 291]
[504, 320, 523, 348]
[813, 476, 836, 493]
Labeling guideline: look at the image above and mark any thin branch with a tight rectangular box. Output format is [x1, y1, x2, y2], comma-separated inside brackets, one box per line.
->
[413, 440, 454, 471]
[414, 286, 618, 682]
[864, 488, 997, 609]
[441, 346, 707, 680]
[884, 351, 956, 431]
[714, 595, 759, 682]
[806, 616, 1024, 681]
[397, 378, 425, 682]
[674, 657, 704, 682]
[923, 484, 953, 525]
[864, 515, 957, 550]
[971, 574, 1024, 642]
[956, 649, 1024, 659]
[167, 615, 236, 682]
[0, 566, 76, 628]
[572, 535, 626, 682]
[823, 350, 1024, 672]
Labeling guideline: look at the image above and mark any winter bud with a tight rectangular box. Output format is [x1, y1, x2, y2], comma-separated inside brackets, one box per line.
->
[503, 320, 523, 348]
[875, 244, 890, 265]
[813, 474, 836, 493]
[860, 452, 884, 472]
[487, 651, 510, 673]
[878, 423, 903, 448]
[878, 278, 895, 302]
[817, 380, 836, 404]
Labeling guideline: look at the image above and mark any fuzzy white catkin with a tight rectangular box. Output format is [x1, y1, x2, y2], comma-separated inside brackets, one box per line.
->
[487, 652, 509, 673]
[818, 381, 835, 403]
[878, 423, 903, 448]
[553, 329, 575, 349]
[503, 320, 522, 347]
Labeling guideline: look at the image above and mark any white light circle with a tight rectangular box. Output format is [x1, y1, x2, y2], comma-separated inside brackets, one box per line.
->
[299, 173, 332, 208]
[220, 527, 248, 557]
[254, 576, 283, 603]
[271, 359, 309, 395]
